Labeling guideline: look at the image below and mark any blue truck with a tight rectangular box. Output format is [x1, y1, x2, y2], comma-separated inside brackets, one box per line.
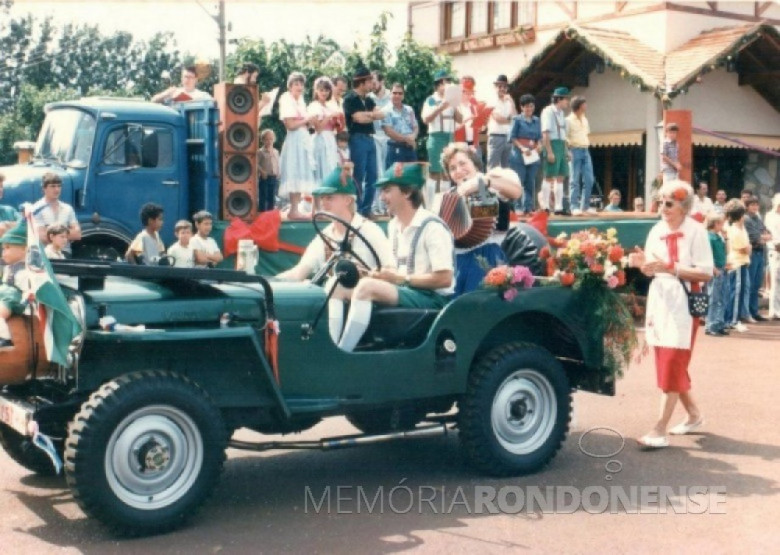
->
[1, 97, 221, 256]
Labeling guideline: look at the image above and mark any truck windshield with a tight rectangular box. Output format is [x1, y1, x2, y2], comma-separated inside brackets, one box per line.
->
[34, 108, 97, 166]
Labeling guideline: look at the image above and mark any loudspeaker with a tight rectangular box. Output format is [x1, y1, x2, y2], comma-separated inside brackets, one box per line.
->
[214, 83, 259, 220]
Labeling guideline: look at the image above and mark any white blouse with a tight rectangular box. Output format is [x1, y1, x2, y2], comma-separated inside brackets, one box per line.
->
[644, 217, 714, 349]
[279, 92, 307, 121]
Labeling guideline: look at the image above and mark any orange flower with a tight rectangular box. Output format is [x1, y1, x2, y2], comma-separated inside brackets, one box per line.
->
[539, 246, 551, 259]
[581, 242, 597, 258]
[616, 270, 626, 286]
[484, 266, 509, 287]
[560, 272, 576, 287]
[608, 245, 624, 263]
[672, 188, 687, 202]
[546, 258, 557, 276]
[589, 263, 604, 275]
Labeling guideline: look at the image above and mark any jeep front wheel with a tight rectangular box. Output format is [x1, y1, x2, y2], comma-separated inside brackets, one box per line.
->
[458, 342, 571, 476]
[64, 371, 227, 536]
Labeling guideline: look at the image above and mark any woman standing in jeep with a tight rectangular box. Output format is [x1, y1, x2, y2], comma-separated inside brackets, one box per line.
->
[630, 180, 713, 449]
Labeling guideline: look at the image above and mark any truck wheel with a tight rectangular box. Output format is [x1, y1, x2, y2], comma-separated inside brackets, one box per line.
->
[64, 371, 227, 536]
[458, 342, 571, 477]
[346, 408, 423, 435]
[0, 424, 60, 477]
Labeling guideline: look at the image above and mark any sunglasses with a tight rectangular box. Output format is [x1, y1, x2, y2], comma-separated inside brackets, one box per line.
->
[45, 183, 63, 188]
[663, 200, 676, 208]
[392, 92, 404, 95]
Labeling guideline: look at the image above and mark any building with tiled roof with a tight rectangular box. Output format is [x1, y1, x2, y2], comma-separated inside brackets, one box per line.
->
[408, 1, 780, 207]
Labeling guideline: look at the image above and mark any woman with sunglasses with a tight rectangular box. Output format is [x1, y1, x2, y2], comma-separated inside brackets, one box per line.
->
[629, 180, 713, 449]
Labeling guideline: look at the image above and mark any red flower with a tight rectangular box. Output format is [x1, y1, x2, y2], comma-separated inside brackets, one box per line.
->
[608, 245, 624, 263]
[546, 258, 557, 276]
[560, 272, 575, 287]
[539, 246, 551, 259]
[394, 162, 404, 177]
[672, 188, 687, 202]
[589, 263, 604, 275]
[616, 270, 626, 286]
[581, 242, 597, 258]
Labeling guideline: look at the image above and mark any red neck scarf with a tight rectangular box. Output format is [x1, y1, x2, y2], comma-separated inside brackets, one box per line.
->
[663, 231, 684, 264]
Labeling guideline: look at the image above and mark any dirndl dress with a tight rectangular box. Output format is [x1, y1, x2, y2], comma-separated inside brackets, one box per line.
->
[279, 92, 315, 196]
[307, 101, 340, 183]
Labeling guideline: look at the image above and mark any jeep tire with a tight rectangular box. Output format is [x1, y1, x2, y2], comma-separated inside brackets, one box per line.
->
[458, 342, 571, 476]
[64, 371, 227, 536]
[0, 423, 60, 477]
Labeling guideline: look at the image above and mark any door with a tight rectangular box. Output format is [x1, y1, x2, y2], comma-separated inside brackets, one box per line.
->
[92, 123, 182, 243]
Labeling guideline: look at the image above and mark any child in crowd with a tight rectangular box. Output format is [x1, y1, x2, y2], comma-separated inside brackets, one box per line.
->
[0, 220, 29, 349]
[44, 224, 68, 259]
[167, 220, 195, 268]
[191, 210, 223, 268]
[723, 199, 752, 332]
[705, 212, 729, 336]
[660, 123, 682, 184]
[125, 203, 165, 265]
[257, 129, 280, 213]
[336, 131, 350, 167]
[604, 190, 623, 212]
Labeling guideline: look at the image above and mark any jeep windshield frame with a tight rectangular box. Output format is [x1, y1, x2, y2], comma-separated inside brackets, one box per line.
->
[34, 108, 97, 167]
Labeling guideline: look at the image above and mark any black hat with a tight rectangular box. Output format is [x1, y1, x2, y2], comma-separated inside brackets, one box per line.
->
[494, 74, 509, 85]
[353, 67, 372, 82]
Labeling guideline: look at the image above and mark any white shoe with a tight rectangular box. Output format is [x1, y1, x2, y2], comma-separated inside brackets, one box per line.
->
[571, 208, 583, 216]
[587, 208, 598, 215]
[735, 322, 748, 333]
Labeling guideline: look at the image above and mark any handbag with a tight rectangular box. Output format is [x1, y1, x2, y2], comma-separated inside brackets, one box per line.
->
[679, 279, 709, 317]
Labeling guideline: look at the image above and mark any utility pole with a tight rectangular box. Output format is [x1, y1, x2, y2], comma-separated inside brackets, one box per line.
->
[217, 0, 226, 82]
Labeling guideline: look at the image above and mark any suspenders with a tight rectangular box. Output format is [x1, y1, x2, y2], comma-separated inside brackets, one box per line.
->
[393, 217, 454, 276]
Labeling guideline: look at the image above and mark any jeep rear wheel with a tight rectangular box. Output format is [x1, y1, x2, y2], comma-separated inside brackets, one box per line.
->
[459, 342, 571, 476]
[64, 371, 227, 536]
[0, 424, 60, 477]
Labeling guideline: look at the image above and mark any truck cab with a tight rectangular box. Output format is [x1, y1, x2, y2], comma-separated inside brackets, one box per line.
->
[0, 98, 220, 256]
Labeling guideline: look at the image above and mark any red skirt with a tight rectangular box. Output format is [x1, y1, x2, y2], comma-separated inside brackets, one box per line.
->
[654, 317, 700, 393]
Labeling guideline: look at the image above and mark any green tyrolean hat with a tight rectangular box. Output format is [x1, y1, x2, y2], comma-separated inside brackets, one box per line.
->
[312, 166, 358, 197]
[1, 219, 26, 246]
[374, 162, 427, 190]
[552, 86, 571, 97]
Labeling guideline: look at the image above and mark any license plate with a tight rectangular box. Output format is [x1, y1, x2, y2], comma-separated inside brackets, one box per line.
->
[0, 397, 33, 436]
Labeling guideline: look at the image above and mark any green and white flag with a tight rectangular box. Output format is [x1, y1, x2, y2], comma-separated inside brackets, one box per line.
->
[24, 212, 81, 366]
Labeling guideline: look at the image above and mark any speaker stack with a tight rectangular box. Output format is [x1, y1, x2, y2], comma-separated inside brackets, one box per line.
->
[214, 83, 259, 220]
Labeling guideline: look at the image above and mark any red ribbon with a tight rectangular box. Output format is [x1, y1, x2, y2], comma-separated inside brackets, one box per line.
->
[663, 231, 684, 267]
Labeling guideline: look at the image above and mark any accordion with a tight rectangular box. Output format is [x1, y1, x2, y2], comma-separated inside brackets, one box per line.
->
[438, 176, 498, 248]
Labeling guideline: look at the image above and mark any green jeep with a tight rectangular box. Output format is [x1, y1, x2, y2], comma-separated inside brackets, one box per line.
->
[0, 251, 616, 536]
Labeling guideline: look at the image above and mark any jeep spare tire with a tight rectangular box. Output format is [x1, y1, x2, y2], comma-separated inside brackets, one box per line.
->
[458, 342, 571, 476]
[64, 370, 227, 536]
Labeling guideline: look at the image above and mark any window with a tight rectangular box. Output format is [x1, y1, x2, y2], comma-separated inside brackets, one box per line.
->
[493, 1, 512, 30]
[471, 2, 488, 35]
[447, 1, 466, 39]
[517, 1, 535, 25]
[103, 125, 174, 169]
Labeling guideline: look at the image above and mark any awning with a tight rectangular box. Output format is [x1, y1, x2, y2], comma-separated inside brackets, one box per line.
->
[692, 132, 780, 151]
[589, 130, 644, 147]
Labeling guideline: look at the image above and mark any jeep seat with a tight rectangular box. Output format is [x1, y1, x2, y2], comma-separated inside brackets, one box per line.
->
[357, 307, 439, 350]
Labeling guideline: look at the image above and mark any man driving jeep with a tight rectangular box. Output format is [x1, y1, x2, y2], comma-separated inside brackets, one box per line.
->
[276, 166, 393, 343]
[336, 162, 454, 352]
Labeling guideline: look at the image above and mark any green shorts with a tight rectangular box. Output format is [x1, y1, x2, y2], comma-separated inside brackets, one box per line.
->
[544, 139, 569, 178]
[396, 286, 449, 309]
[427, 132, 453, 174]
[0, 285, 25, 315]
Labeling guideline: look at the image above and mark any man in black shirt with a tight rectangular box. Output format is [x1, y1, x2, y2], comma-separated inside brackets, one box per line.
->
[343, 67, 385, 217]
[744, 196, 771, 321]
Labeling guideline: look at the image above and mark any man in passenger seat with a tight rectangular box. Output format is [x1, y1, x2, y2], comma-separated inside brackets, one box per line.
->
[336, 162, 454, 352]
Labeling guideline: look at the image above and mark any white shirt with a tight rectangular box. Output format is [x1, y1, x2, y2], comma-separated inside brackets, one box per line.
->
[31, 198, 78, 252]
[765, 210, 780, 249]
[421, 93, 456, 134]
[691, 195, 714, 217]
[190, 235, 221, 268]
[167, 242, 195, 268]
[129, 229, 165, 264]
[388, 208, 454, 296]
[299, 214, 393, 275]
[540, 105, 568, 141]
[644, 217, 714, 349]
[487, 95, 516, 136]
[279, 91, 307, 120]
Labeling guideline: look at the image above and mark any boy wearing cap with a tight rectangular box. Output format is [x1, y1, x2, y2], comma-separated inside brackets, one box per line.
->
[277, 167, 393, 343]
[540, 87, 571, 214]
[0, 220, 30, 349]
[336, 163, 454, 352]
[422, 70, 462, 203]
[486, 74, 517, 170]
[661, 123, 682, 184]
[191, 210, 223, 268]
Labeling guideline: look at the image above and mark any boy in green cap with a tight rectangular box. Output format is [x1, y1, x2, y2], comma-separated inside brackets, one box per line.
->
[277, 166, 393, 343]
[336, 162, 455, 352]
[422, 70, 462, 205]
[0, 219, 30, 349]
[540, 86, 571, 214]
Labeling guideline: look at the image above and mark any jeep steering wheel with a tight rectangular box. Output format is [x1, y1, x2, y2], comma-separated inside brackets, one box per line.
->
[310, 211, 381, 286]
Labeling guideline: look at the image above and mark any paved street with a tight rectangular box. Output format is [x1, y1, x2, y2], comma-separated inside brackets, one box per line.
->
[2, 322, 779, 553]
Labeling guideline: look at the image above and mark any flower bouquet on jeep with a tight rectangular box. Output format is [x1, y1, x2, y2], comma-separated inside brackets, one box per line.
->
[540, 227, 637, 378]
[481, 264, 535, 301]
